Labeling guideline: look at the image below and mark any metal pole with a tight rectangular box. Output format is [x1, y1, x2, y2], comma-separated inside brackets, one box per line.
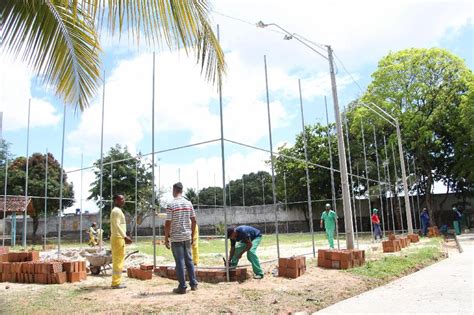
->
[324, 96, 339, 249]
[360, 120, 374, 241]
[58, 104, 66, 258]
[396, 123, 413, 234]
[383, 136, 396, 232]
[158, 163, 161, 237]
[343, 115, 359, 247]
[80, 153, 83, 246]
[391, 142, 404, 233]
[110, 163, 113, 210]
[372, 126, 386, 238]
[283, 172, 289, 233]
[23, 99, 31, 248]
[242, 175, 245, 207]
[406, 156, 417, 230]
[327, 46, 354, 249]
[197, 171, 200, 211]
[217, 25, 229, 282]
[356, 164, 363, 233]
[261, 176, 267, 234]
[297, 79, 315, 256]
[135, 158, 138, 241]
[228, 177, 232, 206]
[213, 173, 217, 209]
[99, 70, 106, 250]
[264, 55, 280, 258]
[44, 150, 48, 248]
[178, 168, 181, 182]
[152, 52, 157, 268]
[2, 156, 8, 246]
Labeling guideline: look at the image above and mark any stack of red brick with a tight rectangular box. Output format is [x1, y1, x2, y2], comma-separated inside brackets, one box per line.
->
[317, 249, 366, 269]
[428, 226, 441, 237]
[278, 256, 306, 278]
[383, 234, 413, 253]
[0, 251, 86, 284]
[127, 264, 153, 280]
[154, 266, 247, 283]
[407, 233, 420, 243]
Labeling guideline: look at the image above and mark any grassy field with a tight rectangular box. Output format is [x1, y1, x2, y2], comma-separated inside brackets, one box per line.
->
[349, 237, 446, 280]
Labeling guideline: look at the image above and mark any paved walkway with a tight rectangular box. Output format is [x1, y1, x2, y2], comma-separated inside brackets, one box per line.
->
[316, 234, 474, 315]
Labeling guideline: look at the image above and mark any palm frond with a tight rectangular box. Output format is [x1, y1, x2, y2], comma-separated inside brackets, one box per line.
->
[81, 0, 225, 87]
[2, 0, 101, 110]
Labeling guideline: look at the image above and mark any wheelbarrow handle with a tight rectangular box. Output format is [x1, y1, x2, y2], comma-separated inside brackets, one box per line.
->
[124, 250, 139, 261]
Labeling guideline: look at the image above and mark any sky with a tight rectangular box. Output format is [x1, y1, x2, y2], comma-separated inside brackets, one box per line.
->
[0, 0, 473, 213]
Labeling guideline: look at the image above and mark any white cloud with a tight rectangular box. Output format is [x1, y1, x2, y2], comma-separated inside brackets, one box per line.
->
[0, 58, 61, 131]
[64, 166, 99, 213]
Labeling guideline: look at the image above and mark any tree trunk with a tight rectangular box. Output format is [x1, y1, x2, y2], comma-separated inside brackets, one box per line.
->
[426, 173, 435, 226]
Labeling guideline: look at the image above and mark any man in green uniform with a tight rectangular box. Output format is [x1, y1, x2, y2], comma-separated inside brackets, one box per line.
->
[320, 203, 337, 249]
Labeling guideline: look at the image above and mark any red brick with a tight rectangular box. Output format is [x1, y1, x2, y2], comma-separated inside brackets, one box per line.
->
[56, 272, 67, 284]
[67, 272, 81, 283]
[278, 258, 288, 268]
[388, 234, 396, 241]
[0, 254, 8, 263]
[340, 251, 353, 262]
[285, 267, 299, 279]
[287, 258, 298, 269]
[79, 271, 87, 280]
[331, 260, 340, 269]
[340, 260, 353, 270]
[140, 264, 154, 271]
[63, 262, 74, 273]
[28, 251, 40, 262]
[0, 247, 9, 255]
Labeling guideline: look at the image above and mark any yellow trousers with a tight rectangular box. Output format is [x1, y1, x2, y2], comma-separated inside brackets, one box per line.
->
[192, 225, 199, 265]
[111, 237, 125, 286]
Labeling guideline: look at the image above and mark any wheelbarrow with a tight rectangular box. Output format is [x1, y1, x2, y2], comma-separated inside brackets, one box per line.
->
[85, 250, 139, 275]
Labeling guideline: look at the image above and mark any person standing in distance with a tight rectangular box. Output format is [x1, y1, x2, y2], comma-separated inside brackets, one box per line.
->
[320, 203, 337, 249]
[110, 194, 132, 289]
[165, 182, 198, 294]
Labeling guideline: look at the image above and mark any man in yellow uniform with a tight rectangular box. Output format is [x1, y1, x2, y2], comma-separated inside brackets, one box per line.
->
[192, 224, 199, 265]
[110, 194, 132, 289]
[88, 222, 98, 246]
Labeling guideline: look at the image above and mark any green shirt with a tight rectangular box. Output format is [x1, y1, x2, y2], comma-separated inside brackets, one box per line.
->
[321, 210, 337, 230]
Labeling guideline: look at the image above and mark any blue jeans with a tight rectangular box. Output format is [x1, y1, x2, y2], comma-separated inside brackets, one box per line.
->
[171, 240, 198, 289]
[374, 224, 382, 239]
[421, 221, 429, 236]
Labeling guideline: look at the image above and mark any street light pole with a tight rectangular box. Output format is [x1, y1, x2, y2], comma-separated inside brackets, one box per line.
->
[256, 21, 355, 249]
[327, 46, 355, 249]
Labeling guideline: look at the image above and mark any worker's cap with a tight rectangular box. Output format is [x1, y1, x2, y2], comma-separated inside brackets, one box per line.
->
[325, 203, 331, 208]
[372, 208, 378, 213]
[91, 222, 97, 227]
[452, 207, 457, 211]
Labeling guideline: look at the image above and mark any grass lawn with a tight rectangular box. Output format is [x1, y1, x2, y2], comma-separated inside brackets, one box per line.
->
[349, 237, 446, 280]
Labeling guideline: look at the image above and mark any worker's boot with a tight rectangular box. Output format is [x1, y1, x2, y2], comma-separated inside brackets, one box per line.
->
[173, 287, 187, 294]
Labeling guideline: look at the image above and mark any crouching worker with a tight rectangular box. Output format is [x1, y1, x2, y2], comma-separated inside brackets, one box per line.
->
[227, 225, 264, 279]
[110, 194, 132, 289]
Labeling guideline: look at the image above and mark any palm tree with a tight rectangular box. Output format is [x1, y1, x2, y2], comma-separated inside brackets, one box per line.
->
[1, 0, 225, 111]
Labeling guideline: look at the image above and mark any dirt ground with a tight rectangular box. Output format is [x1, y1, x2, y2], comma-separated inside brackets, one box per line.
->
[0, 259, 378, 314]
[0, 238, 448, 314]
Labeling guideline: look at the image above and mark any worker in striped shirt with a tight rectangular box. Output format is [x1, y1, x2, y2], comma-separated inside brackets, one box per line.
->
[165, 182, 198, 294]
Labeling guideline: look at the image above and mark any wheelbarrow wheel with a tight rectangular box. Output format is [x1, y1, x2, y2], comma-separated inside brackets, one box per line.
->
[90, 266, 101, 275]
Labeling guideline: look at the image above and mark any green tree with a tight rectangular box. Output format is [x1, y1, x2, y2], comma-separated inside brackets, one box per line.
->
[5, 153, 74, 243]
[354, 48, 474, 224]
[88, 145, 154, 229]
[197, 186, 223, 207]
[2, 0, 225, 110]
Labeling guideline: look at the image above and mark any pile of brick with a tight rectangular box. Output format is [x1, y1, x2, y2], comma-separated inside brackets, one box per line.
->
[382, 234, 413, 253]
[427, 226, 441, 237]
[127, 264, 153, 281]
[0, 247, 8, 255]
[278, 256, 306, 278]
[0, 251, 87, 284]
[317, 249, 366, 269]
[407, 233, 420, 243]
[154, 266, 248, 283]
